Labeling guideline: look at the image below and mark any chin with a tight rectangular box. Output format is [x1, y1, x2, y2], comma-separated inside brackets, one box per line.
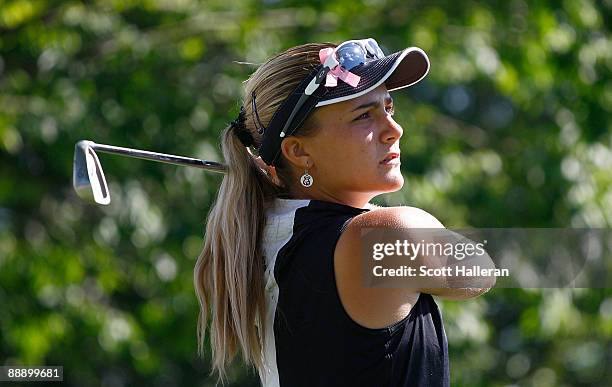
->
[380, 174, 404, 193]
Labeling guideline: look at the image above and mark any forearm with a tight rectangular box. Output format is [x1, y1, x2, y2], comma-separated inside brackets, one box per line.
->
[421, 286, 492, 300]
[414, 229, 497, 299]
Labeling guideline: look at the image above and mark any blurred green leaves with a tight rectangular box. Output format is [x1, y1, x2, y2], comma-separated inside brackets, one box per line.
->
[0, 0, 610, 385]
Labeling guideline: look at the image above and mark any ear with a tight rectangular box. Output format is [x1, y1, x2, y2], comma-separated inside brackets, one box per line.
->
[280, 137, 311, 169]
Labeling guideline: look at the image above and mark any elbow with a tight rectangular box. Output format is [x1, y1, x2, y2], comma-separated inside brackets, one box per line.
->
[479, 252, 498, 289]
[433, 253, 498, 300]
[435, 286, 492, 300]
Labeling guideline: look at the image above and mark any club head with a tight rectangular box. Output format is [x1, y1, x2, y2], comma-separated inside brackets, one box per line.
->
[73, 140, 111, 205]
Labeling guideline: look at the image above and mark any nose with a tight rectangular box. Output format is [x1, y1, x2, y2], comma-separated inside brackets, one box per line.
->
[380, 114, 403, 143]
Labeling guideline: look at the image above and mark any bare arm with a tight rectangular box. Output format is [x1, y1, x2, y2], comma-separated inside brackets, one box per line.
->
[335, 205, 495, 324]
[399, 207, 496, 299]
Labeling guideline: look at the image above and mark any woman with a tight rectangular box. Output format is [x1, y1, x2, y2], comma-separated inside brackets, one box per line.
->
[194, 39, 494, 386]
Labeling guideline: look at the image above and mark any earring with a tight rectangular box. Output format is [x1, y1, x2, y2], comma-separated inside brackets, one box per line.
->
[300, 163, 313, 187]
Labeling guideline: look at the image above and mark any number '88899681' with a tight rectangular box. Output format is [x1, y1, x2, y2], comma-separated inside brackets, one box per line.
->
[0, 366, 63, 381]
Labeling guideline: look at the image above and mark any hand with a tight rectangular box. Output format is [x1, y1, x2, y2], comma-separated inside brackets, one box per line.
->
[254, 156, 281, 186]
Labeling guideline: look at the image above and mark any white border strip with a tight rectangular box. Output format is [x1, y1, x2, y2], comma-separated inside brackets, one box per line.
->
[258, 198, 311, 387]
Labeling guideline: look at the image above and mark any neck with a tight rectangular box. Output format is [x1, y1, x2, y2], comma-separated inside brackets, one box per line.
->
[287, 185, 376, 209]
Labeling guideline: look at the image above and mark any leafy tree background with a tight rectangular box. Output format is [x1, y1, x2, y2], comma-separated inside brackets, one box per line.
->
[0, 0, 610, 385]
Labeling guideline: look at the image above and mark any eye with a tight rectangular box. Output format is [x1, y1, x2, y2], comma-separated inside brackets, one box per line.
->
[352, 104, 395, 122]
[353, 111, 371, 121]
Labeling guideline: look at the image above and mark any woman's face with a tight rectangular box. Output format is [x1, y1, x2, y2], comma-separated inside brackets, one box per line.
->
[285, 84, 404, 207]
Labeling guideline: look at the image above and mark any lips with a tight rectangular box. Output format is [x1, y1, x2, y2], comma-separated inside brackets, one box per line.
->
[380, 152, 400, 164]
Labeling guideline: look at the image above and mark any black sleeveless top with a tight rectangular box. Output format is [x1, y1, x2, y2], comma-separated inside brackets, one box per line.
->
[258, 199, 450, 387]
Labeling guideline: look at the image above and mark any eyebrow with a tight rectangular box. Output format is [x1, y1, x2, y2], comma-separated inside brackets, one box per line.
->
[350, 96, 394, 112]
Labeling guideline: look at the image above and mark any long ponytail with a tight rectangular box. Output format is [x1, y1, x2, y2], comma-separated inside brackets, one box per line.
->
[194, 42, 333, 382]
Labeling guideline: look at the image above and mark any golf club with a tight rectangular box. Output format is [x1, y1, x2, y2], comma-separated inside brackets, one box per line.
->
[73, 140, 227, 205]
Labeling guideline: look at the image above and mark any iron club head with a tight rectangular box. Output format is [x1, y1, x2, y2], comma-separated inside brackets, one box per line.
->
[73, 140, 111, 205]
[73, 140, 227, 205]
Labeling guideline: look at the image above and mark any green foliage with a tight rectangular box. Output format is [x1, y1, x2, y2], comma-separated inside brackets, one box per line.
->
[0, 0, 610, 385]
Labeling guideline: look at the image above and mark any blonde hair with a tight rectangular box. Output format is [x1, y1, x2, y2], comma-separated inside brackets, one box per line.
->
[193, 43, 334, 382]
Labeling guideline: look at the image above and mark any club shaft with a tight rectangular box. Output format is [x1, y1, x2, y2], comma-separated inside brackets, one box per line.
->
[92, 142, 227, 173]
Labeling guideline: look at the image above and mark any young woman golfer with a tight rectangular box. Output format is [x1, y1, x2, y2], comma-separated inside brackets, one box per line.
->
[194, 38, 494, 387]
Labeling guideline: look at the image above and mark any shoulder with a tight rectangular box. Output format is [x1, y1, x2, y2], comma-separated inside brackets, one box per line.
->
[333, 206, 443, 329]
[337, 205, 445, 264]
[348, 205, 445, 229]
[336, 205, 445, 267]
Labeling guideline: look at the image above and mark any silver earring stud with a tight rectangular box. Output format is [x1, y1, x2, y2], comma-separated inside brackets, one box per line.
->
[300, 165, 313, 187]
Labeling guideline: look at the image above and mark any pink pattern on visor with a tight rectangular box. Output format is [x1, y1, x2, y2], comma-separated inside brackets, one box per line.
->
[318, 48, 361, 88]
